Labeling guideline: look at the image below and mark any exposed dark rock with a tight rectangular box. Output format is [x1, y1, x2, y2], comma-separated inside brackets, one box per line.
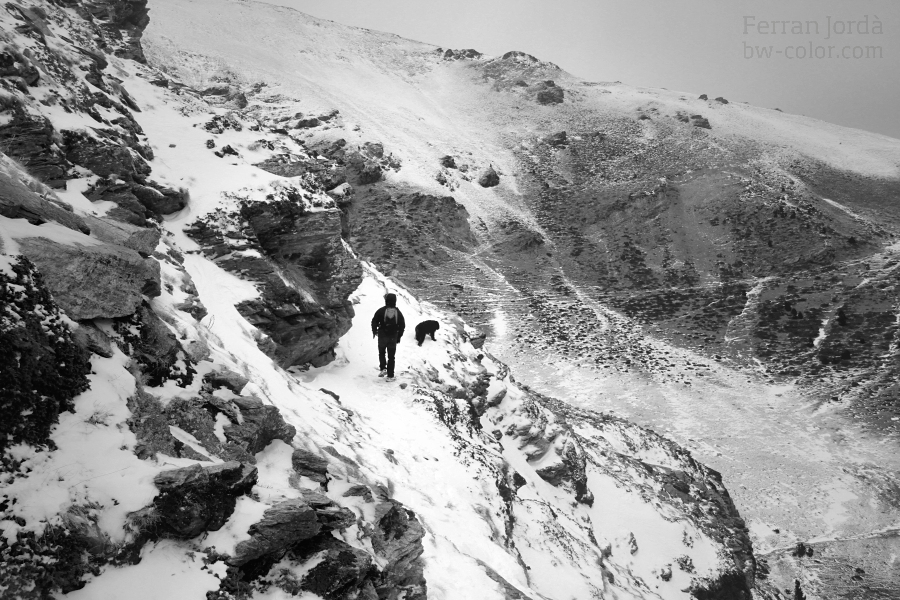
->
[62, 129, 150, 180]
[366, 500, 427, 600]
[715, 97, 729, 104]
[0, 106, 70, 186]
[131, 183, 187, 215]
[442, 48, 483, 60]
[292, 448, 330, 483]
[224, 395, 297, 454]
[699, 94, 708, 100]
[200, 84, 248, 109]
[535, 81, 564, 105]
[113, 302, 196, 387]
[691, 115, 712, 129]
[71, 321, 113, 358]
[286, 535, 376, 599]
[204, 369, 250, 394]
[439, 155, 457, 169]
[229, 494, 354, 566]
[18, 237, 160, 320]
[479, 166, 500, 188]
[0, 256, 91, 451]
[133, 461, 257, 539]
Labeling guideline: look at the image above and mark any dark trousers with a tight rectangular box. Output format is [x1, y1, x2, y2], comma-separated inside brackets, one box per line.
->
[378, 332, 397, 376]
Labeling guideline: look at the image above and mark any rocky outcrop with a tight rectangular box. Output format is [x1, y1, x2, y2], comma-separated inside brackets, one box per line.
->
[0, 256, 91, 451]
[130, 461, 258, 539]
[82, 0, 151, 62]
[18, 237, 160, 320]
[187, 201, 361, 368]
[229, 492, 355, 566]
[224, 395, 297, 454]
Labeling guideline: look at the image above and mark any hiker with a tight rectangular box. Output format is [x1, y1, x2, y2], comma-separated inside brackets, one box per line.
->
[371, 292, 405, 381]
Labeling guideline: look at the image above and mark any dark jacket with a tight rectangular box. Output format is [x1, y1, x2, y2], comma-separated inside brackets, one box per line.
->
[372, 306, 405, 338]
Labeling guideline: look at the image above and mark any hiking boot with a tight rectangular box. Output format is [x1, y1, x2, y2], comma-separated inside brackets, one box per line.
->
[386, 376, 396, 382]
[378, 369, 387, 377]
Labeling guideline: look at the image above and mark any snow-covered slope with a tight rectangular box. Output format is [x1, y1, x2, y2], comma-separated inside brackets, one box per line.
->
[0, 1, 778, 599]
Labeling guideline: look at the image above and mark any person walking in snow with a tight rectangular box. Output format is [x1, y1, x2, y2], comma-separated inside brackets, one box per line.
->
[371, 293, 405, 381]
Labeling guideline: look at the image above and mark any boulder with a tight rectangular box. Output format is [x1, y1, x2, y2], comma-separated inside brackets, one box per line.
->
[478, 166, 500, 188]
[138, 461, 258, 539]
[131, 183, 187, 215]
[439, 155, 457, 169]
[204, 369, 249, 394]
[224, 395, 297, 454]
[292, 448, 330, 483]
[229, 499, 322, 566]
[18, 238, 160, 320]
[114, 302, 195, 387]
[535, 81, 564, 105]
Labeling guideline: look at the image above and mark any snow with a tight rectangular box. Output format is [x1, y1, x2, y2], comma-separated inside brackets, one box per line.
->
[65, 540, 221, 600]
[0, 350, 160, 540]
[202, 496, 268, 555]
[0, 214, 101, 247]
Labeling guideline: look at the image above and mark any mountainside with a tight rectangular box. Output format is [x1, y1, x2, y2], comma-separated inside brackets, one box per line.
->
[142, 0, 900, 417]
[0, 1, 897, 599]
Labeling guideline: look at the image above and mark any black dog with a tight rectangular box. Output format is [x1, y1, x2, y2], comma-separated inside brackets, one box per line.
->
[414, 320, 440, 346]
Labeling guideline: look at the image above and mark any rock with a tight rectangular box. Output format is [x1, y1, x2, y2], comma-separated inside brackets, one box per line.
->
[62, 129, 150, 180]
[71, 322, 113, 358]
[699, 94, 708, 100]
[544, 131, 568, 147]
[289, 535, 376, 599]
[343, 485, 374, 502]
[229, 499, 321, 566]
[660, 565, 672, 581]
[478, 166, 500, 188]
[715, 96, 729, 104]
[535, 81, 564, 105]
[691, 115, 712, 129]
[131, 183, 187, 215]
[292, 448, 330, 483]
[0, 108, 70, 186]
[62, 506, 112, 557]
[204, 369, 249, 394]
[439, 155, 457, 169]
[18, 238, 160, 320]
[80, 215, 160, 256]
[224, 396, 297, 454]
[114, 302, 196, 387]
[368, 500, 427, 600]
[200, 84, 248, 109]
[137, 461, 257, 539]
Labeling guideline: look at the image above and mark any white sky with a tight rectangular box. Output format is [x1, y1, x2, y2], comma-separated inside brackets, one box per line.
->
[257, 0, 900, 140]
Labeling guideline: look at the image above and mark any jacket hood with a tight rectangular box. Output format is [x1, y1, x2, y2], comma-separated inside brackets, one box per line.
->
[384, 293, 397, 307]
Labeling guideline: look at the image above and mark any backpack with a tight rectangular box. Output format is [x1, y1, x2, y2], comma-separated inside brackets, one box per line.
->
[381, 307, 399, 335]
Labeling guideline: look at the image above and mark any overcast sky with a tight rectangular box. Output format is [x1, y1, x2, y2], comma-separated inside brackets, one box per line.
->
[258, 0, 900, 140]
